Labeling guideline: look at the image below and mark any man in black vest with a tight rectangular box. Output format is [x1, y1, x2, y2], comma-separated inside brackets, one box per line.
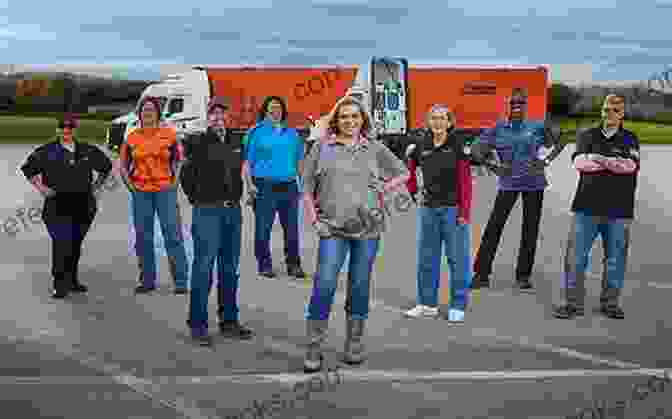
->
[180, 97, 254, 345]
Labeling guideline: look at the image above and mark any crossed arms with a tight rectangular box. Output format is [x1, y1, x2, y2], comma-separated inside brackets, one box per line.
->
[573, 154, 638, 174]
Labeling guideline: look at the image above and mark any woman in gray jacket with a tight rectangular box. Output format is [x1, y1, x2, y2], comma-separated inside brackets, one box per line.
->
[301, 96, 409, 372]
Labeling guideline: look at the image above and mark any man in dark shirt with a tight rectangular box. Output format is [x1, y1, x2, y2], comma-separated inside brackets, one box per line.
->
[180, 97, 254, 345]
[552, 94, 640, 320]
[20, 114, 112, 298]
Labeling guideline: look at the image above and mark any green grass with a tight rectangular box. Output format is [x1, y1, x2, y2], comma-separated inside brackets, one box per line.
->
[558, 117, 672, 144]
[2, 114, 672, 145]
[0, 115, 110, 144]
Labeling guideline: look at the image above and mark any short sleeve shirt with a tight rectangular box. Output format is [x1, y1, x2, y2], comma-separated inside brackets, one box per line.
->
[122, 127, 181, 192]
[244, 121, 304, 182]
[302, 136, 409, 239]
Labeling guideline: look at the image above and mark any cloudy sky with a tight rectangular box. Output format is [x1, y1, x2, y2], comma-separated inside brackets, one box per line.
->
[1, 0, 671, 84]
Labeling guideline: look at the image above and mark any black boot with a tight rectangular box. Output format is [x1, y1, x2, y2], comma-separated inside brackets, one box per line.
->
[600, 304, 625, 319]
[515, 276, 534, 293]
[70, 271, 88, 293]
[219, 320, 254, 340]
[470, 273, 490, 289]
[287, 264, 307, 279]
[51, 274, 69, 299]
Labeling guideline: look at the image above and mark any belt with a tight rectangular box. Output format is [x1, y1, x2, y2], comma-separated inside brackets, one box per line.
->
[253, 177, 295, 185]
[220, 200, 238, 208]
[198, 200, 240, 208]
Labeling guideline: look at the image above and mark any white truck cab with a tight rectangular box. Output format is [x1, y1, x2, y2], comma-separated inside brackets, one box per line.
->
[107, 57, 410, 152]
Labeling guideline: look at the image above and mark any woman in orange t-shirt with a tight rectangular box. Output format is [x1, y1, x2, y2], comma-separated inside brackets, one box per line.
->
[120, 96, 188, 294]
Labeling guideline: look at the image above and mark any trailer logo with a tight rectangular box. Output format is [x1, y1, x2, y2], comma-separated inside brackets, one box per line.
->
[294, 69, 342, 101]
[461, 82, 496, 95]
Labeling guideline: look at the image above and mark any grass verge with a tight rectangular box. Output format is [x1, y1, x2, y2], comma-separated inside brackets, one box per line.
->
[558, 117, 672, 144]
[2, 115, 672, 145]
[0, 115, 109, 145]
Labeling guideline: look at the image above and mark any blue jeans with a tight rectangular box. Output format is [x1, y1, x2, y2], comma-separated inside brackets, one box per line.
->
[132, 187, 188, 289]
[416, 206, 471, 310]
[188, 206, 242, 330]
[563, 212, 631, 307]
[306, 238, 379, 321]
[253, 178, 301, 271]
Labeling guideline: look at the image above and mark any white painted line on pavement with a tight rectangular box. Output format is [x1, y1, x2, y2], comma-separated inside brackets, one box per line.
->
[10, 333, 221, 419]
[586, 273, 671, 290]
[114, 368, 668, 387]
[2, 368, 669, 386]
[648, 281, 672, 289]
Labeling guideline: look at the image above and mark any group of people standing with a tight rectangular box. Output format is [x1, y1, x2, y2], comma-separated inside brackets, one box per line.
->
[20, 87, 639, 373]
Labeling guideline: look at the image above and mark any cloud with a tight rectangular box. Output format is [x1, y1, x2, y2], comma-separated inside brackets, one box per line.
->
[189, 30, 242, 42]
[286, 39, 377, 49]
[550, 31, 579, 41]
[311, 2, 410, 24]
[0, 24, 57, 41]
[273, 51, 347, 65]
[582, 31, 672, 50]
[606, 52, 672, 66]
[654, 1, 672, 8]
[449, 39, 499, 58]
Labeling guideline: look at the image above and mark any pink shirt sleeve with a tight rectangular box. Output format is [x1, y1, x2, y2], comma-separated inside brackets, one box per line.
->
[573, 154, 604, 172]
[457, 159, 473, 223]
[603, 158, 638, 174]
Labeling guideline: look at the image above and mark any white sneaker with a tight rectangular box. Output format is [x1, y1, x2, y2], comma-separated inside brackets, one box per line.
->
[404, 305, 439, 318]
[447, 309, 465, 323]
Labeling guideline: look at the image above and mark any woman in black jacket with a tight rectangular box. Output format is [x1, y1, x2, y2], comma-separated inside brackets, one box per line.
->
[20, 114, 112, 298]
[179, 97, 254, 345]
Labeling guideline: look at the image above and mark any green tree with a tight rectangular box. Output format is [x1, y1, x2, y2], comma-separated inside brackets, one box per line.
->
[548, 83, 579, 116]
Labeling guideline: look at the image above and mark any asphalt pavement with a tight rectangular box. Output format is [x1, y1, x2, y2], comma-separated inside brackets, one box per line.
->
[1, 144, 671, 419]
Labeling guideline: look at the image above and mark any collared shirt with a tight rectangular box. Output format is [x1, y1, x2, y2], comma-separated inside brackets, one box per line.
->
[475, 119, 548, 191]
[409, 128, 469, 208]
[244, 120, 304, 182]
[302, 134, 408, 239]
[180, 127, 245, 205]
[20, 138, 112, 206]
[570, 125, 640, 219]
[121, 127, 182, 192]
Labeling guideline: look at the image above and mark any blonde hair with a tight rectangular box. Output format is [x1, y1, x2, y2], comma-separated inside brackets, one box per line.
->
[425, 104, 456, 128]
[325, 96, 374, 138]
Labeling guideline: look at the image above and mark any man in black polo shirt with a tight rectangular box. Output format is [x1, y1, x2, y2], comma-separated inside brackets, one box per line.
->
[180, 96, 254, 345]
[553, 94, 640, 320]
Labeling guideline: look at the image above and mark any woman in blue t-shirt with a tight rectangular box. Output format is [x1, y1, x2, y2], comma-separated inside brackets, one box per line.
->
[242, 96, 307, 280]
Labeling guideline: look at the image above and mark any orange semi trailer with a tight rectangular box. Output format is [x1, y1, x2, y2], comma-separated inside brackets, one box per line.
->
[201, 62, 548, 132]
[106, 59, 549, 150]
